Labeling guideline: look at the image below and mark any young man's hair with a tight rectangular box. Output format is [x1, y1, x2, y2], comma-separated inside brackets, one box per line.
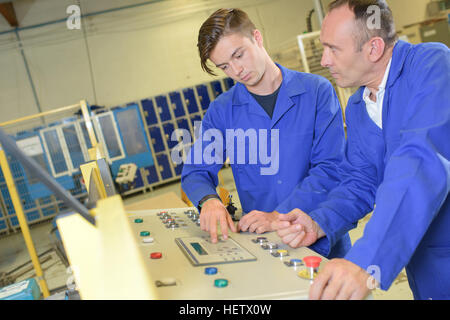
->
[328, 0, 397, 51]
[197, 8, 256, 75]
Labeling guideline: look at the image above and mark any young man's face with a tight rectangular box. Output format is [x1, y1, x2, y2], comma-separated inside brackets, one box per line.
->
[320, 5, 371, 88]
[209, 30, 266, 88]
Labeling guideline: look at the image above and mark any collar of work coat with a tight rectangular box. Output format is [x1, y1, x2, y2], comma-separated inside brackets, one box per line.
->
[229, 63, 308, 129]
[351, 40, 412, 104]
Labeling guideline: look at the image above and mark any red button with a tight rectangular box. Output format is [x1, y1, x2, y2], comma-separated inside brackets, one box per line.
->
[150, 252, 162, 259]
[303, 256, 322, 268]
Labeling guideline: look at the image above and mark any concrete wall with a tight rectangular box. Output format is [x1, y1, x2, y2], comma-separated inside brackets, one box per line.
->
[0, 0, 430, 122]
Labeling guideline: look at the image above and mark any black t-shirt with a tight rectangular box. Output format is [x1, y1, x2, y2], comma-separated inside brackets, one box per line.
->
[249, 84, 281, 119]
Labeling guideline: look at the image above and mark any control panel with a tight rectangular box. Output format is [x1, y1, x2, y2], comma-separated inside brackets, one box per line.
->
[127, 207, 326, 300]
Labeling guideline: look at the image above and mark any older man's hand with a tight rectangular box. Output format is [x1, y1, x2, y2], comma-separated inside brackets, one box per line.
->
[271, 208, 325, 248]
[310, 258, 375, 300]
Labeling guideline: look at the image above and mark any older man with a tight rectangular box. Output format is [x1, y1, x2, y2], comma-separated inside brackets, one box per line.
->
[273, 0, 450, 300]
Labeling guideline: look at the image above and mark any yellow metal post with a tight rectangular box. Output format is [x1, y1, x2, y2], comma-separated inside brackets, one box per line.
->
[0, 147, 50, 298]
[80, 161, 108, 201]
[80, 100, 105, 160]
[56, 195, 158, 299]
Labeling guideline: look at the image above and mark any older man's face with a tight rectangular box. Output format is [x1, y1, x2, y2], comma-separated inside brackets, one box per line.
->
[320, 5, 371, 88]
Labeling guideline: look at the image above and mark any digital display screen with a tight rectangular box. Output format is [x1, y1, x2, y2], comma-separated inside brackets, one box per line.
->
[191, 242, 208, 255]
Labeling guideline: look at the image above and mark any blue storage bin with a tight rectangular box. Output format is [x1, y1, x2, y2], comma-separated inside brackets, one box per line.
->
[162, 122, 177, 150]
[190, 114, 202, 139]
[141, 98, 158, 125]
[0, 218, 7, 232]
[223, 77, 235, 90]
[172, 160, 183, 177]
[0, 278, 41, 300]
[145, 165, 159, 184]
[148, 126, 165, 153]
[169, 91, 186, 118]
[155, 95, 172, 122]
[210, 80, 223, 98]
[195, 84, 211, 110]
[176, 118, 191, 136]
[182, 88, 199, 114]
[156, 153, 173, 180]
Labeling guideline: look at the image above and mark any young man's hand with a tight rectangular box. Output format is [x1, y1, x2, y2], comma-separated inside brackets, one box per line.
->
[200, 198, 237, 243]
[271, 208, 325, 248]
[238, 210, 279, 233]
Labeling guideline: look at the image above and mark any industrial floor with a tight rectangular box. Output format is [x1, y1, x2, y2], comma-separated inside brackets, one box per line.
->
[0, 167, 413, 300]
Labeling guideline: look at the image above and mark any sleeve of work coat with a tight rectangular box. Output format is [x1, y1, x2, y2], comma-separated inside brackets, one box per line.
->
[181, 101, 226, 208]
[275, 79, 346, 214]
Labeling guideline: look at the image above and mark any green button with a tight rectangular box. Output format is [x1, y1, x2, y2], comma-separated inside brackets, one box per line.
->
[134, 218, 143, 223]
[214, 279, 228, 288]
[140, 231, 150, 236]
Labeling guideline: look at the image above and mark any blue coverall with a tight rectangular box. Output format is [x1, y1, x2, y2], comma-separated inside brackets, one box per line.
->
[182, 64, 351, 259]
[308, 40, 450, 299]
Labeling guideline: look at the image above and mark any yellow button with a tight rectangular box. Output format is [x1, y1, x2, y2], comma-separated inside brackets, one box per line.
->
[298, 269, 318, 280]
[277, 249, 288, 255]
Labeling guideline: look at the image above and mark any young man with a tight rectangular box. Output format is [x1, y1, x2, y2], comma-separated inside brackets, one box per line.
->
[181, 8, 351, 259]
[272, 0, 450, 300]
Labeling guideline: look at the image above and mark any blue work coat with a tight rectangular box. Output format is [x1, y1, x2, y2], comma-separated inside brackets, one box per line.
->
[181, 64, 351, 259]
[308, 41, 450, 299]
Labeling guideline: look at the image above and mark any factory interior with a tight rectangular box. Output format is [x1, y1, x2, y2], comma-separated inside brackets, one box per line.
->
[0, 0, 448, 301]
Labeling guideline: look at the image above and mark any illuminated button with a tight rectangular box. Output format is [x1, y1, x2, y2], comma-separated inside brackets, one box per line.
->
[252, 237, 268, 244]
[142, 237, 154, 244]
[150, 252, 162, 259]
[298, 269, 318, 280]
[272, 249, 289, 257]
[134, 218, 143, 223]
[290, 259, 303, 266]
[205, 267, 218, 275]
[261, 243, 278, 250]
[284, 258, 303, 267]
[140, 231, 150, 237]
[214, 279, 228, 288]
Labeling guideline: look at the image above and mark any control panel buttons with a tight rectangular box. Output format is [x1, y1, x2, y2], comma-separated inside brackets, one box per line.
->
[134, 218, 143, 223]
[271, 249, 289, 258]
[142, 237, 154, 244]
[205, 267, 218, 275]
[284, 258, 303, 267]
[150, 252, 163, 259]
[252, 237, 268, 244]
[214, 279, 229, 288]
[261, 242, 278, 250]
[303, 256, 322, 268]
[140, 231, 150, 237]
[298, 269, 318, 280]
[301, 256, 322, 280]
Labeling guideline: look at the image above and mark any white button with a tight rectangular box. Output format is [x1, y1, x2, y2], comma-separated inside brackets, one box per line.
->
[142, 237, 154, 243]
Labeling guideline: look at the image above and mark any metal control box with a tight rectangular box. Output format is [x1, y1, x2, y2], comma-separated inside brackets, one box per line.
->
[127, 207, 326, 300]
